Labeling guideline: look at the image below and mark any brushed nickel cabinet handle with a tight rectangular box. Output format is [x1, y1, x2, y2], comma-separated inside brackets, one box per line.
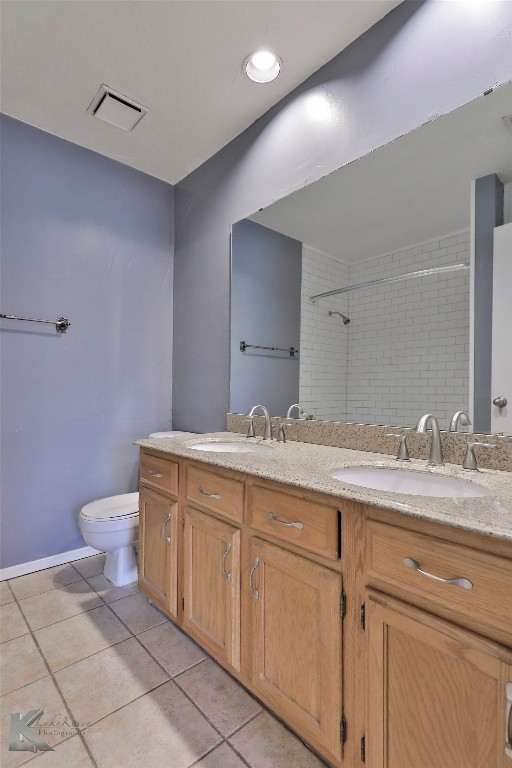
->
[198, 486, 222, 501]
[404, 557, 473, 590]
[222, 542, 232, 582]
[506, 682, 512, 759]
[268, 511, 304, 530]
[146, 469, 163, 478]
[249, 557, 260, 599]
[161, 513, 171, 543]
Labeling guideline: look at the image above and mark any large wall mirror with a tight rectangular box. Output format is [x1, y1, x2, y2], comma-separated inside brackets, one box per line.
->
[230, 82, 512, 434]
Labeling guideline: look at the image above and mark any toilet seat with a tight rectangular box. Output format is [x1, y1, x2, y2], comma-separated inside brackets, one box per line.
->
[80, 492, 139, 521]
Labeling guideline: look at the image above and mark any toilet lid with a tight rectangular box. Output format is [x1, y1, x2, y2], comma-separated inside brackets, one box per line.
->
[80, 492, 139, 521]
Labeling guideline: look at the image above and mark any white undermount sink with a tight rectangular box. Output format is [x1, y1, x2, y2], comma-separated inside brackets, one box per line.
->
[330, 466, 491, 498]
[188, 441, 272, 454]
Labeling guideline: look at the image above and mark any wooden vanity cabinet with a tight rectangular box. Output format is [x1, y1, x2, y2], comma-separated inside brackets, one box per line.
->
[366, 590, 512, 768]
[248, 536, 343, 764]
[364, 513, 512, 768]
[138, 452, 344, 766]
[138, 447, 512, 768]
[138, 486, 179, 617]
[182, 506, 241, 671]
[138, 449, 180, 617]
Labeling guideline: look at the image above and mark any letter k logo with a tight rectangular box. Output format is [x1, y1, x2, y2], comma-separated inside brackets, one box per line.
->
[9, 710, 54, 752]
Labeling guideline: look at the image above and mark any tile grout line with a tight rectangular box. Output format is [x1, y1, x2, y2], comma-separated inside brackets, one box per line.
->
[81, 576, 268, 764]
[7, 561, 86, 602]
[225, 709, 263, 741]
[8, 560, 326, 767]
[220, 712, 264, 768]
[6, 568, 223, 765]
[77, 678, 174, 733]
[79, 576, 233, 755]
[5, 574, 105, 637]
[6, 600, 103, 635]
[188, 736, 253, 768]
[80, 582, 290, 768]
[21, 733, 78, 766]
[7, 588, 99, 768]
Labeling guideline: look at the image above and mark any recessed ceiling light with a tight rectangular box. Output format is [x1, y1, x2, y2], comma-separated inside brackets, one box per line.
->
[244, 51, 282, 83]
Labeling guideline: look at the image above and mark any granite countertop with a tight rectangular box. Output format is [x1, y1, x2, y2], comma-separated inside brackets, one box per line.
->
[136, 432, 512, 543]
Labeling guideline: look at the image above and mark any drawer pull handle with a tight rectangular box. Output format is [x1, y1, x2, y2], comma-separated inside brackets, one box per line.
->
[268, 511, 304, 530]
[146, 469, 163, 478]
[222, 542, 232, 582]
[161, 513, 171, 543]
[506, 682, 512, 759]
[198, 486, 222, 501]
[249, 557, 260, 599]
[404, 557, 473, 590]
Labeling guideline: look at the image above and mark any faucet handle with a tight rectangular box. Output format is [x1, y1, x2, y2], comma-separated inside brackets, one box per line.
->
[462, 442, 496, 471]
[386, 433, 410, 462]
[274, 422, 286, 443]
[245, 417, 256, 438]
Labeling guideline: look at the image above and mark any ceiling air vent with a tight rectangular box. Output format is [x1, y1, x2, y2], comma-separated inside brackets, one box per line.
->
[87, 85, 148, 132]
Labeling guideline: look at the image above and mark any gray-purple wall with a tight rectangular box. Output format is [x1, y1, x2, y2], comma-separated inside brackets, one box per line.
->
[0, 115, 174, 569]
[231, 219, 301, 416]
[173, 0, 512, 433]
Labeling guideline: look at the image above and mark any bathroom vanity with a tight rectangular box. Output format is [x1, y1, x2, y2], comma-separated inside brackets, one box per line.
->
[136, 434, 512, 768]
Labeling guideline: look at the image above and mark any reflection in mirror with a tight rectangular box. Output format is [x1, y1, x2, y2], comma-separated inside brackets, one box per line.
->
[230, 82, 512, 433]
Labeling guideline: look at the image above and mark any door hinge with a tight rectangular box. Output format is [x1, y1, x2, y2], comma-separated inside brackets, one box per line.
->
[360, 602, 366, 631]
[182, 519, 185, 532]
[181, 597, 184, 611]
[340, 714, 347, 744]
[361, 735, 366, 763]
[340, 591, 346, 619]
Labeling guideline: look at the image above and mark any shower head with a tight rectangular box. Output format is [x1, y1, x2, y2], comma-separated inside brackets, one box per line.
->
[328, 311, 350, 325]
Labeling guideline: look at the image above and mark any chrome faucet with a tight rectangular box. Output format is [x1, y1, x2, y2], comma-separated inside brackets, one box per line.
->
[386, 433, 410, 462]
[462, 441, 496, 471]
[415, 414, 444, 466]
[274, 422, 287, 443]
[449, 411, 472, 432]
[286, 403, 310, 419]
[247, 404, 272, 440]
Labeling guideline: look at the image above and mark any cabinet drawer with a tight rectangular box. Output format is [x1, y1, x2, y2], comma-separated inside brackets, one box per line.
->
[187, 465, 244, 522]
[249, 486, 339, 560]
[140, 451, 179, 496]
[366, 520, 512, 635]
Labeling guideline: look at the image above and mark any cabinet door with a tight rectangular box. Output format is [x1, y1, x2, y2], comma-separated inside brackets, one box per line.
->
[183, 507, 241, 671]
[248, 538, 343, 763]
[367, 590, 512, 768]
[138, 487, 178, 618]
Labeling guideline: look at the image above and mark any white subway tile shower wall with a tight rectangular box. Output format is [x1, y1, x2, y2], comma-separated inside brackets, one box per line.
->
[299, 230, 470, 428]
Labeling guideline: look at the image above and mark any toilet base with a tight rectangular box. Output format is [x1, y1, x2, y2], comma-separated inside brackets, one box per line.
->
[103, 546, 138, 587]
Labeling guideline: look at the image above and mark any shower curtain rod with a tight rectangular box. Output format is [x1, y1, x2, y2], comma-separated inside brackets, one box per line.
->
[309, 262, 469, 302]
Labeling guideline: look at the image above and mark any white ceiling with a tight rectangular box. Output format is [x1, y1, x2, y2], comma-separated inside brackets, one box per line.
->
[0, 0, 401, 185]
[251, 81, 512, 263]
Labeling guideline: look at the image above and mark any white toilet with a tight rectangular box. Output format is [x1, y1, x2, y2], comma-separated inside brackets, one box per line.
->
[78, 431, 196, 587]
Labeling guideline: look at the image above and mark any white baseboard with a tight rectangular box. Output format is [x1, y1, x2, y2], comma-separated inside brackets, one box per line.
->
[0, 546, 102, 581]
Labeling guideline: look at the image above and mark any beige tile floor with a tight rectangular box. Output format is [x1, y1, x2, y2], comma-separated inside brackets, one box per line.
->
[0, 554, 327, 768]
